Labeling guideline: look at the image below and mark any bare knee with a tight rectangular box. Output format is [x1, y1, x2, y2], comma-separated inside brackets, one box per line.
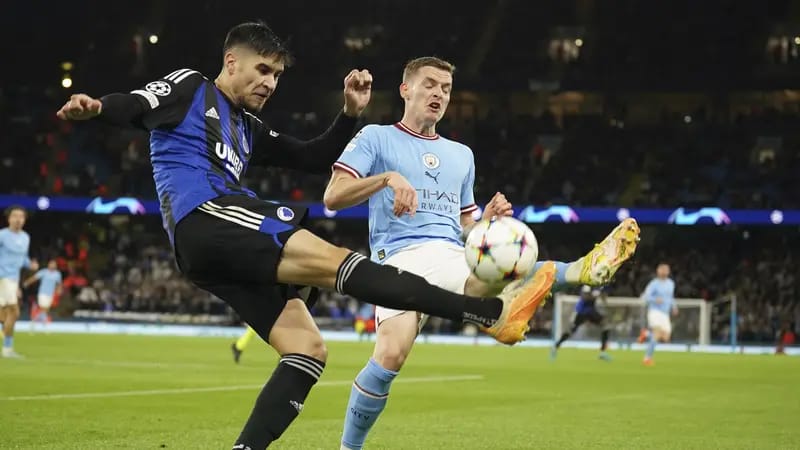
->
[305, 336, 328, 363]
[374, 343, 409, 372]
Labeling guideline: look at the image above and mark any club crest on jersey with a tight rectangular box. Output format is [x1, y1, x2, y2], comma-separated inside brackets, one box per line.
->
[277, 206, 295, 222]
[422, 152, 440, 169]
[145, 81, 172, 96]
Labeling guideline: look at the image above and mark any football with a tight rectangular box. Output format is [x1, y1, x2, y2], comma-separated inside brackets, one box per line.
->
[464, 216, 539, 284]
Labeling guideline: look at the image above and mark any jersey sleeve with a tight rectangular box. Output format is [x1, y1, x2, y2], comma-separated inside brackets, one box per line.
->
[35, 269, 45, 279]
[250, 112, 359, 174]
[131, 69, 204, 130]
[332, 125, 379, 178]
[99, 68, 204, 131]
[642, 280, 656, 303]
[460, 149, 478, 214]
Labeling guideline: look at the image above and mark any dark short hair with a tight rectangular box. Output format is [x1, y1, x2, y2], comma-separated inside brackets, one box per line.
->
[4, 205, 26, 218]
[223, 21, 293, 66]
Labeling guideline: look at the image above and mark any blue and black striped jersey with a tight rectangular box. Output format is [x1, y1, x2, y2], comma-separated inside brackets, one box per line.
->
[100, 68, 358, 244]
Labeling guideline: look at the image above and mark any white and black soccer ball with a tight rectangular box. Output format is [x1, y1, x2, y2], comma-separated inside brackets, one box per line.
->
[465, 216, 539, 284]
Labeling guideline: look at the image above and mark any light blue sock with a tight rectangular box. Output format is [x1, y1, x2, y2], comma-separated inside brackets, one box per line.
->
[4, 335, 13, 349]
[341, 358, 398, 449]
[645, 333, 656, 359]
[533, 261, 569, 287]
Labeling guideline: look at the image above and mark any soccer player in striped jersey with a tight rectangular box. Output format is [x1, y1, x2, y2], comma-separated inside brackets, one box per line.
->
[325, 56, 641, 450]
[56, 22, 558, 448]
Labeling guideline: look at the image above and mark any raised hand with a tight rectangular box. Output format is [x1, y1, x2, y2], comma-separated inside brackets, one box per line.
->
[343, 69, 372, 117]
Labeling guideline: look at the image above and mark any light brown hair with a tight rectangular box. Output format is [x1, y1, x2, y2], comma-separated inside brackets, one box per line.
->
[402, 56, 456, 82]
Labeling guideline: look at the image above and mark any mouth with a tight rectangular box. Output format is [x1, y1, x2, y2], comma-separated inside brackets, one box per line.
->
[253, 92, 270, 102]
[427, 101, 441, 113]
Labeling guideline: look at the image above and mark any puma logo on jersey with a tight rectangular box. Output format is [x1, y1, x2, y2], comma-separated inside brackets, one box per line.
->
[214, 142, 243, 181]
[425, 171, 440, 184]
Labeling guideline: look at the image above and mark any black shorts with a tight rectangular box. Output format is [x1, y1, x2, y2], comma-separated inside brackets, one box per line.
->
[574, 309, 604, 327]
[174, 195, 317, 341]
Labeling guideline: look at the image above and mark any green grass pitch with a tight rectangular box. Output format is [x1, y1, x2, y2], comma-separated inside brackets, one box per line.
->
[0, 333, 797, 449]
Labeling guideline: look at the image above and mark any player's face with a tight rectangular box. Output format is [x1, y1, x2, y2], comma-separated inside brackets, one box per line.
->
[232, 49, 284, 113]
[402, 66, 452, 125]
[7, 209, 25, 231]
[48, 260, 57, 270]
[657, 264, 670, 278]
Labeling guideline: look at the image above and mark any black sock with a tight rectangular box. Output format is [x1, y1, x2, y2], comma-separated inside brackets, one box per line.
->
[233, 353, 325, 449]
[600, 330, 609, 351]
[556, 332, 571, 348]
[337, 252, 502, 328]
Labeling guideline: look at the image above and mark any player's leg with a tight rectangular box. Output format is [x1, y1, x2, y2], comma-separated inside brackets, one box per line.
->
[550, 313, 585, 360]
[231, 326, 258, 364]
[535, 218, 641, 288]
[37, 295, 53, 329]
[342, 242, 469, 450]
[199, 281, 326, 449]
[2, 304, 21, 357]
[279, 229, 556, 345]
[232, 294, 328, 449]
[341, 311, 417, 450]
[588, 311, 612, 361]
[0, 279, 21, 358]
[644, 310, 669, 365]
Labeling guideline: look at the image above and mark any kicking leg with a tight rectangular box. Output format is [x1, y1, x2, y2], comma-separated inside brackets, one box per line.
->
[278, 230, 556, 345]
[537, 218, 641, 288]
[341, 312, 418, 450]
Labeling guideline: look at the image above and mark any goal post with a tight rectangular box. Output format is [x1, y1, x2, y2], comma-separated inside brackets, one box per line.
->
[553, 294, 711, 346]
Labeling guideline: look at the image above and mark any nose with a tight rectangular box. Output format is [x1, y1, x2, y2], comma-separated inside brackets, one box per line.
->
[262, 74, 277, 91]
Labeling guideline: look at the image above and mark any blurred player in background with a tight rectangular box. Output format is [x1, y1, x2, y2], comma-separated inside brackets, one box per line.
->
[230, 326, 257, 364]
[638, 263, 677, 366]
[354, 302, 376, 341]
[0, 206, 39, 358]
[551, 285, 612, 361]
[325, 56, 641, 450]
[23, 258, 62, 331]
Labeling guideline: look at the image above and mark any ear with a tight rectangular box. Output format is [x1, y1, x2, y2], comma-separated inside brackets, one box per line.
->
[399, 82, 410, 101]
[223, 50, 237, 75]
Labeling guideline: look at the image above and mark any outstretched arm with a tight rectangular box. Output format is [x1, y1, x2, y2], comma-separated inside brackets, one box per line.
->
[252, 69, 372, 173]
[57, 69, 203, 130]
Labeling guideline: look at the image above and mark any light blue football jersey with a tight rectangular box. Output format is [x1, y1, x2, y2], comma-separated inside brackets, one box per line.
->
[334, 122, 478, 262]
[642, 278, 676, 314]
[0, 228, 31, 282]
[34, 269, 63, 297]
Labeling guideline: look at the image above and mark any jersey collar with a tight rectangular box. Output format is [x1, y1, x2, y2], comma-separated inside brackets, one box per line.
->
[394, 122, 439, 140]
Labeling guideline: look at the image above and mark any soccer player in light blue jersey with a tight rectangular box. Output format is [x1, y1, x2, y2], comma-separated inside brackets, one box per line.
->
[639, 263, 677, 366]
[0, 206, 39, 358]
[23, 259, 62, 330]
[325, 56, 641, 450]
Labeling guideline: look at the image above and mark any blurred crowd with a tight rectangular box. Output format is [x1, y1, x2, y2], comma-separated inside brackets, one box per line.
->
[16, 212, 799, 345]
[4, 93, 800, 211]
